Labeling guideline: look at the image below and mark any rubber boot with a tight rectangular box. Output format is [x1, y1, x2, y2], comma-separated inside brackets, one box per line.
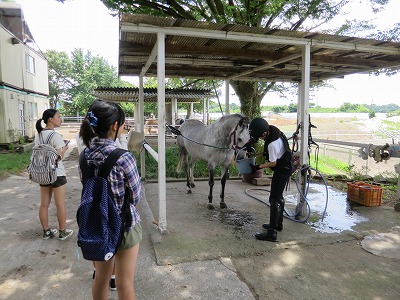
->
[263, 199, 284, 231]
[262, 223, 283, 231]
[277, 198, 285, 228]
[255, 229, 277, 241]
[256, 199, 279, 241]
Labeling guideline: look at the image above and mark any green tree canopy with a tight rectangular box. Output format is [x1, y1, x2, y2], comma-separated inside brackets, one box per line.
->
[46, 50, 73, 109]
[97, 0, 397, 119]
[46, 49, 133, 114]
[338, 102, 369, 113]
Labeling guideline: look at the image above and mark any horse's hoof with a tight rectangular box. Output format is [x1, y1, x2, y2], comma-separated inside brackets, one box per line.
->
[220, 203, 227, 209]
[191, 183, 195, 188]
[187, 190, 192, 194]
[207, 204, 215, 210]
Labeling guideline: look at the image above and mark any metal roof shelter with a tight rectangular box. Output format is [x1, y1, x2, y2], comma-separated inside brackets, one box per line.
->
[93, 87, 213, 103]
[118, 13, 400, 232]
[93, 86, 215, 128]
[119, 14, 400, 82]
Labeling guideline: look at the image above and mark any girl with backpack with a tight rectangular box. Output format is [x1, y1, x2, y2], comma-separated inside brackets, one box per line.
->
[35, 109, 73, 241]
[76, 124, 130, 291]
[79, 99, 142, 300]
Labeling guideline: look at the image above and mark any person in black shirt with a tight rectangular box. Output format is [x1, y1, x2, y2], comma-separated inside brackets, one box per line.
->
[248, 118, 293, 242]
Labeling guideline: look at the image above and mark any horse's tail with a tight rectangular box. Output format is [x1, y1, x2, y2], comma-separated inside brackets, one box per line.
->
[176, 148, 185, 173]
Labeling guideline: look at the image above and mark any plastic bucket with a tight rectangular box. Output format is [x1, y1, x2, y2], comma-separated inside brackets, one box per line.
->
[235, 148, 255, 174]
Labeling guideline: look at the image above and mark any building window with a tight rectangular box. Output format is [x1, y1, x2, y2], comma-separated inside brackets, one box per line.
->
[19, 101, 26, 136]
[25, 54, 36, 74]
[28, 102, 38, 120]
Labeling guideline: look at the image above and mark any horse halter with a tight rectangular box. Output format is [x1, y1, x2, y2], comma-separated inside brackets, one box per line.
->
[229, 118, 249, 150]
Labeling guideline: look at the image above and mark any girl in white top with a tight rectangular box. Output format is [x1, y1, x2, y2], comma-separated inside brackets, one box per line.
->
[35, 109, 73, 241]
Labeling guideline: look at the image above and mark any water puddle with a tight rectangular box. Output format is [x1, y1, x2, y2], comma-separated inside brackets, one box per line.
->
[285, 183, 368, 233]
[244, 183, 369, 233]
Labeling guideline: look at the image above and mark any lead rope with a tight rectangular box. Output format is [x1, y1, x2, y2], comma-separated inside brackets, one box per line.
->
[166, 123, 241, 150]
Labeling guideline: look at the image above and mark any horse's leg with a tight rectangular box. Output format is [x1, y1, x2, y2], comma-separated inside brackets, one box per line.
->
[220, 167, 229, 209]
[207, 168, 215, 210]
[189, 159, 195, 188]
[184, 153, 192, 194]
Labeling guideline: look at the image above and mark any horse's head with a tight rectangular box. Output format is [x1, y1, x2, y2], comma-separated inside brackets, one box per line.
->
[175, 118, 184, 126]
[230, 115, 250, 149]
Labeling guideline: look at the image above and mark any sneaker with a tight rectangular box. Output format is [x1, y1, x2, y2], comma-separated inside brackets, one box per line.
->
[109, 278, 117, 291]
[43, 228, 58, 240]
[58, 229, 73, 241]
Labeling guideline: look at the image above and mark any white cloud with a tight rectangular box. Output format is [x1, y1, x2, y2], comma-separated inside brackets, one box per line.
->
[17, 0, 119, 67]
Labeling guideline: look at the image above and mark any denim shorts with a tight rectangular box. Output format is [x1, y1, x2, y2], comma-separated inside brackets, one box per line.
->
[40, 176, 67, 188]
[118, 223, 142, 251]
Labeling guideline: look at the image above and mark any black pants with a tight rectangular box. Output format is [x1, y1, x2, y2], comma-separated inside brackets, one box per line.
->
[268, 170, 291, 230]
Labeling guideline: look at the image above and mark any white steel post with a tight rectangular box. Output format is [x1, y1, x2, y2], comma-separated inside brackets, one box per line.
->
[157, 32, 167, 232]
[139, 75, 145, 179]
[225, 79, 230, 115]
[203, 98, 206, 124]
[172, 98, 178, 121]
[298, 44, 311, 217]
[207, 98, 210, 125]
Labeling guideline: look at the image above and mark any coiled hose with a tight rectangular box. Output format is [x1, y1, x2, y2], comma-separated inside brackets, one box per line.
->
[244, 165, 329, 223]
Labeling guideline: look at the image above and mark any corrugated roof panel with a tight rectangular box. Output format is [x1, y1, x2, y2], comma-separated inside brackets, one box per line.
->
[118, 14, 400, 82]
[93, 87, 214, 103]
[169, 35, 209, 46]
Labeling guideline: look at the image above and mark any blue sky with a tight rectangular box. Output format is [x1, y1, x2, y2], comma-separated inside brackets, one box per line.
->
[16, 0, 400, 108]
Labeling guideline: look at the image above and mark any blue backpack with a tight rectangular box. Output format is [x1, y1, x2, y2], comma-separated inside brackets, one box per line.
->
[77, 148, 130, 261]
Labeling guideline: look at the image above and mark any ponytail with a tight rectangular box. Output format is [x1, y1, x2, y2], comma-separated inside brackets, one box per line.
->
[35, 119, 43, 133]
[36, 109, 58, 133]
[79, 99, 125, 148]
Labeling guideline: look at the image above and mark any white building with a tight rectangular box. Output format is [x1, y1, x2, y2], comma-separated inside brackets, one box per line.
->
[0, 2, 49, 144]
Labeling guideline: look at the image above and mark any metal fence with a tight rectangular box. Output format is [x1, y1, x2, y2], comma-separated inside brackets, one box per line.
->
[310, 141, 398, 177]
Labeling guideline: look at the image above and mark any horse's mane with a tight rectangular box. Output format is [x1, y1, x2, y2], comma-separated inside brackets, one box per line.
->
[208, 114, 248, 145]
[210, 113, 245, 127]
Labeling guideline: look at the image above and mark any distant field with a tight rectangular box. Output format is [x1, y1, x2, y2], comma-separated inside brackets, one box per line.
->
[268, 114, 398, 177]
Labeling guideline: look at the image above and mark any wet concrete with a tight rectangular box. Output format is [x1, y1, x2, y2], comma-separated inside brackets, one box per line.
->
[146, 178, 400, 261]
[228, 181, 372, 234]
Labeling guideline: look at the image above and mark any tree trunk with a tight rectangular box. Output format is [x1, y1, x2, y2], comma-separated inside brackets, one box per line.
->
[185, 103, 192, 119]
[230, 81, 263, 119]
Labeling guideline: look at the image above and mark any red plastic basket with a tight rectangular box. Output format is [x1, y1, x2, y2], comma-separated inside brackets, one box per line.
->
[347, 181, 382, 206]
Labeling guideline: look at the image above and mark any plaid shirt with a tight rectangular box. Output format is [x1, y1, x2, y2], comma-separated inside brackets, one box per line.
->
[79, 138, 141, 228]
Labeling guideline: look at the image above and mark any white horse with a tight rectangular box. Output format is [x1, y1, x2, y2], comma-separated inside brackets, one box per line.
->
[176, 114, 250, 209]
